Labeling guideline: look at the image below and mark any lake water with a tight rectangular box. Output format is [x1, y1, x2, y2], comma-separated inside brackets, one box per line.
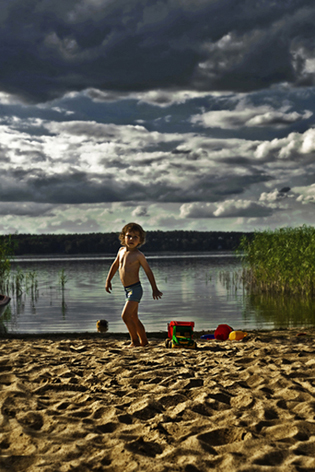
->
[1, 252, 315, 334]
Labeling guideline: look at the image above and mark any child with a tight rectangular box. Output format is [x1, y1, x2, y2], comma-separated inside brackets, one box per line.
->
[105, 222, 163, 347]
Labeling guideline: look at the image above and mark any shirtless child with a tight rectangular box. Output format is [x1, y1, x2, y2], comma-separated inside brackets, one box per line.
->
[105, 223, 163, 347]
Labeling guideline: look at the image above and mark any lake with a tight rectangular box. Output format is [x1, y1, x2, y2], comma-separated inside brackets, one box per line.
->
[1, 252, 315, 334]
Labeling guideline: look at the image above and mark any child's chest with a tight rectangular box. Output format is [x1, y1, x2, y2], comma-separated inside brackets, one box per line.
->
[119, 251, 140, 270]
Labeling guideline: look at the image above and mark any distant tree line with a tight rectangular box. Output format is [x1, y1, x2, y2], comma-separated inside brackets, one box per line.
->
[0, 231, 254, 256]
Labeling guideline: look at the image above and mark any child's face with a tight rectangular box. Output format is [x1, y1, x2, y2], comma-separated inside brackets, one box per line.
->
[124, 231, 141, 249]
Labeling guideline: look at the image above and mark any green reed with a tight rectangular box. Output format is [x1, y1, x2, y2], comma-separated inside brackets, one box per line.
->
[238, 225, 315, 296]
[13, 268, 24, 295]
[25, 271, 38, 291]
[2, 268, 39, 297]
[58, 269, 68, 290]
[0, 235, 15, 292]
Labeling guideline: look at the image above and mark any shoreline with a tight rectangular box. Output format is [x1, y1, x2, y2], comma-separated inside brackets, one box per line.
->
[1, 329, 315, 471]
[1, 326, 315, 340]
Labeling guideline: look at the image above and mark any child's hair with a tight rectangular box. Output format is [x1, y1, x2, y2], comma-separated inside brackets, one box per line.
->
[119, 222, 146, 247]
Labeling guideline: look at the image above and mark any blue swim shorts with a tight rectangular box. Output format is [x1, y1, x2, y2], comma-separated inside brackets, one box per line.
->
[124, 281, 143, 303]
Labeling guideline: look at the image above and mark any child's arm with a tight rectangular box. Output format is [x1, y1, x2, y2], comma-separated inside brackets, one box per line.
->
[139, 253, 163, 300]
[105, 252, 120, 293]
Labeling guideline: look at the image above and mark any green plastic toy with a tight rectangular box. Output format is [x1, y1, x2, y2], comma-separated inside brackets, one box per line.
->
[165, 321, 197, 349]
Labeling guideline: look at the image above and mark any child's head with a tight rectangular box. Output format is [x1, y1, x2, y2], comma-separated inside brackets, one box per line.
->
[119, 222, 146, 247]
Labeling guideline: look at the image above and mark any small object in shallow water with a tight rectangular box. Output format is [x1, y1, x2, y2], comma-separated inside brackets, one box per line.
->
[297, 332, 307, 336]
[229, 330, 248, 341]
[96, 320, 108, 333]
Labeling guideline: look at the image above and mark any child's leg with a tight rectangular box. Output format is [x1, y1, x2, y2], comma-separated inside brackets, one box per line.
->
[134, 317, 148, 347]
[121, 301, 148, 347]
[121, 301, 140, 346]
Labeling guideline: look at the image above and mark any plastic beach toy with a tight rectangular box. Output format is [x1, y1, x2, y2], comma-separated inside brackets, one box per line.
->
[200, 334, 215, 340]
[165, 321, 197, 349]
[214, 324, 233, 341]
[229, 330, 248, 341]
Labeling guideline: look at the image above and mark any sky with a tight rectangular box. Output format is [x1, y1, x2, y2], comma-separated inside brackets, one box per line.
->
[1, 0, 315, 235]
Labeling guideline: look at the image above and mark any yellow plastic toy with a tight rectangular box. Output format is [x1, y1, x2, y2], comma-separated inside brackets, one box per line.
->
[229, 330, 248, 341]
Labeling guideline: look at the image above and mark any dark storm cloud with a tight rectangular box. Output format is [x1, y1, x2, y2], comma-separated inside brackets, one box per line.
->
[0, 159, 271, 205]
[1, 169, 123, 204]
[1, 0, 315, 103]
[0, 202, 54, 217]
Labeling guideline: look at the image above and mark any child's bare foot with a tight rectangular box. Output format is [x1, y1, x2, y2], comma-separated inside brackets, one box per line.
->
[128, 342, 141, 348]
[140, 341, 149, 347]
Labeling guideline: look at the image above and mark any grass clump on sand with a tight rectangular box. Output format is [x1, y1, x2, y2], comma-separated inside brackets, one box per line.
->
[239, 225, 315, 296]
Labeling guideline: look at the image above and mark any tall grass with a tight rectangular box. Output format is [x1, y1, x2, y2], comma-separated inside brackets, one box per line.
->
[58, 269, 68, 290]
[239, 225, 315, 296]
[0, 236, 14, 290]
[2, 268, 39, 297]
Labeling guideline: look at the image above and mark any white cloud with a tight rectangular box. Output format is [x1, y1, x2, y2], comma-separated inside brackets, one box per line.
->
[0, 91, 21, 105]
[293, 184, 315, 204]
[132, 206, 149, 217]
[255, 128, 315, 160]
[191, 102, 312, 129]
[87, 88, 212, 107]
[180, 202, 216, 218]
[247, 109, 312, 127]
[259, 189, 292, 203]
[213, 200, 273, 218]
[180, 199, 274, 219]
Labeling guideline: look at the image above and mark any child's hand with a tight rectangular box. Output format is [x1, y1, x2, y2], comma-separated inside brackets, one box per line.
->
[152, 289, 163, 300]
[105, 281, 112, 293]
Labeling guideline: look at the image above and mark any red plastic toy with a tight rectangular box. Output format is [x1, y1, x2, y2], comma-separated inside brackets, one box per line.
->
[214, 324, 233, 341]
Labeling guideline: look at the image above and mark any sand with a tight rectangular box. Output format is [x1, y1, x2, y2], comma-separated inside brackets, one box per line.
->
[1, 330, 315, 472]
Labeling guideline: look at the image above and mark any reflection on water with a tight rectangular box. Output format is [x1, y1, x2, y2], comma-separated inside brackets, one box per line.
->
[1, 252, 314, 334]
[244, 293, 315, 329]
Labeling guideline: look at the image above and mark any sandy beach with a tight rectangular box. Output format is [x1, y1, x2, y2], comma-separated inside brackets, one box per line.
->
[1, 330, 315, 472]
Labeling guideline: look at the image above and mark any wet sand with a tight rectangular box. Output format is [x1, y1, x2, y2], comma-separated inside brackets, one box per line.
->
[1, 329, 315, 471]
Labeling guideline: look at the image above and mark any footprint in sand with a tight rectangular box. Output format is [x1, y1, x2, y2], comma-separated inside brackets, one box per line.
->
[17, 412, 44, 431]
[125, 436, 164, 458]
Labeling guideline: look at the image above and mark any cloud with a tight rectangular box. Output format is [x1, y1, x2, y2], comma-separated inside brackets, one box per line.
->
[132, 206, 150, 217]
[246, 109, 312, 127]
[3, 112, 315, 212]
[259, 188, 292, 202]
[0, 202, 54, 217]
[1, 86, 315, 235]
[213, 200, 275, 218]
[37, 217, 102, 234]
[180, 199, 274, 219]
[255, 127, 315, 160]
[1, 2, 315, 236]
[86, 88, 211, 107]
[1, 118, 275, 205]
[1, 1, 315, 103]
[293, 184, 315, 204]
[191, 104, 312, 129]
[180, 202, 216, 218]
